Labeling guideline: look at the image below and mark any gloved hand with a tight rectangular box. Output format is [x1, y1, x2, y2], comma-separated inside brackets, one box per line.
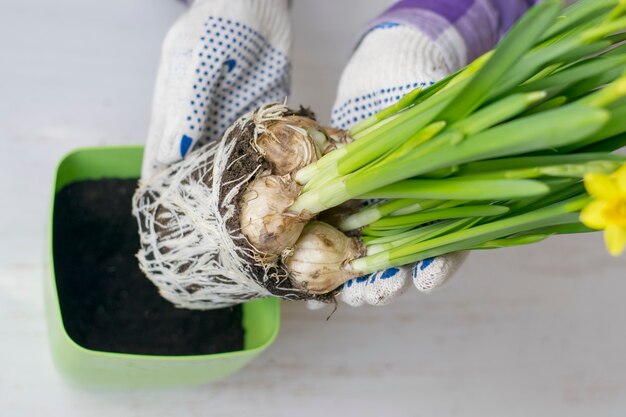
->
[328, 0, 536, 307]
[142, 0, 533, 309]
[142, 0, 291, 180]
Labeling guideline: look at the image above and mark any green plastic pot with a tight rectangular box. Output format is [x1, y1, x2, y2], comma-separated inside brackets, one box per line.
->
[45, 146, 280, 388]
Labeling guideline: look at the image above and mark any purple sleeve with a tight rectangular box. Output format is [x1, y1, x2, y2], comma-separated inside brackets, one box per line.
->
[364, 0, 539, 64]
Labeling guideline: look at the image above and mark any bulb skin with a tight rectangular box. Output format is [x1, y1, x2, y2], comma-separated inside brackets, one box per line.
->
[283, 221, 363, 294]
[256, 116, 322, 176]
[240, 174, 308, 256]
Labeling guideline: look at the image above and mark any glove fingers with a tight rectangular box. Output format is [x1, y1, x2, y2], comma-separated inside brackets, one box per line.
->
[329, 23, 469, 306]
[142, 0, 292, 179]
[142, 18, 187, 179]
[339, 267, 411, 307]
[412, 251, 469, 293]
[310, 251, 468, 308]
[331, 24, 452, 130]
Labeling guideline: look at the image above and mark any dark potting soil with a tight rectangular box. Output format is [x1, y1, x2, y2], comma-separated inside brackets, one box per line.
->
[53, 179, 244, 355]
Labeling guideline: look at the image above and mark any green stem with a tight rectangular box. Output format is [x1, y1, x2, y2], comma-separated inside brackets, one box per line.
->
[335, 100, 449, 176]
[451, 160, 623, 180]
[469, 233, 550, 249]
[435, 0, 562, 123]
[580, 71, 626, 107]
[540, 0, 617, 41]
[515, 55, 626, 95]
[349, 196, 589, 274]
[468, 222, 595, 249]
[339, 198, 441, 231]
[360, 178, 549, 200]
[290, 103, 608, 215]
[455, 153, 626, 174]
[360, 226, 414, 237]
[364, 219, 467, 245]
[506, 181, 585, 215]
[366, 218, 479, 254]
[390, 199, 454, 216]
[581, 15, 626, 42]
[576, 132, 626, 152]
[348, 86, 423, 136]
[368, 205, 509, 230]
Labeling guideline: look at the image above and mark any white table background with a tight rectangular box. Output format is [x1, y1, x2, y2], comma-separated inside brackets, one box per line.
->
[2, 1, 626, 416]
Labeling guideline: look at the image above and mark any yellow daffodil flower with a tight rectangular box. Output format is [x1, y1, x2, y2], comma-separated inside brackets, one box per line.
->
[580, 164, 626, 256]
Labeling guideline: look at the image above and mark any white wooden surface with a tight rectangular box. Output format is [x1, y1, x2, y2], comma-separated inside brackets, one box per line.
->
[1, 1, 626, 416]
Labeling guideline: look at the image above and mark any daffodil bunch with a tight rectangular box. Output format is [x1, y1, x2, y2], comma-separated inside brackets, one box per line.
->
[582, 164, 626, 256]
[280, 0, 626, 290]
[134, 0, 626, 308]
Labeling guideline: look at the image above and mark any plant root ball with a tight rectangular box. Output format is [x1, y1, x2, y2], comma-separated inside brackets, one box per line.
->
[132, 103, 349, 309]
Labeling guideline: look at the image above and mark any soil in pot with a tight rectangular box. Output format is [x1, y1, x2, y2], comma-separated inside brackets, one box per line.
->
[53, 179, 244, 355]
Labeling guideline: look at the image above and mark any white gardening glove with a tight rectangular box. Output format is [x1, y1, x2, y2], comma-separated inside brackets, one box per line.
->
[324, 0, 535, 307]
[142, 0, 291, 180]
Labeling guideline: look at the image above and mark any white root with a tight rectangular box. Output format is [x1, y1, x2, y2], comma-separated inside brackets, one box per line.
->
[133, 104, 301, 309]
[133, 140, 272, 309]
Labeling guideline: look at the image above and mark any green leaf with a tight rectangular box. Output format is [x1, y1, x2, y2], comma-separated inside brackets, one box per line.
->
[435, 0, 562, 122]
[369, 205, 510, 229]
[361, 178, 549, 200]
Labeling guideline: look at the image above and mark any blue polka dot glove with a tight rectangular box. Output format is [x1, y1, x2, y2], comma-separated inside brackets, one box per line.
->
[142, 0, 291, 179]
[327, 22, 470, 307]
[324, 0, 535, 307]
